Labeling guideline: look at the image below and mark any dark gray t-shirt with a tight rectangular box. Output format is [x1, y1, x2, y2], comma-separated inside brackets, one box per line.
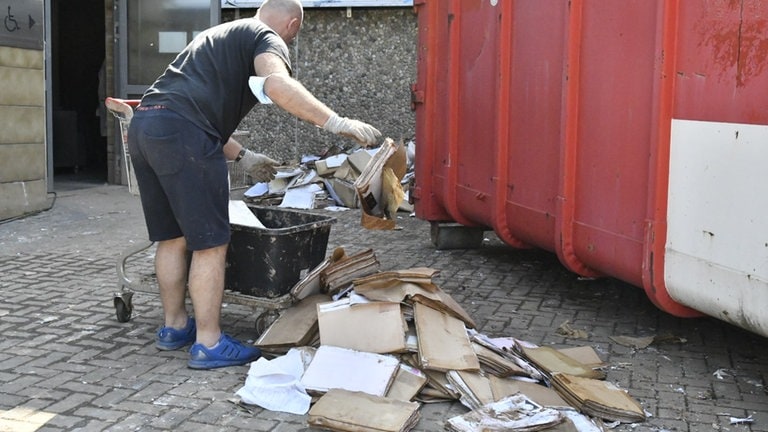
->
[141, 18, 291, 142]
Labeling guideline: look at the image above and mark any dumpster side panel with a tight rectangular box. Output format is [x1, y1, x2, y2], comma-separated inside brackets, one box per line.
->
[667, 120, 768, 335]
[414, 0, 570, 249]
[413, 0, 502, 228]
[674, 0, 768, 124]
[413, 0, 452, 222]
[565, 0, 661, 286]
[501, 1, 568, 251]
[662, 0, 768, 334]
[451, 1, 502, 225]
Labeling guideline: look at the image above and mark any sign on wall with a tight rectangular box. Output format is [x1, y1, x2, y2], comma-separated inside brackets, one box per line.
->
[0, 0, 43, 50]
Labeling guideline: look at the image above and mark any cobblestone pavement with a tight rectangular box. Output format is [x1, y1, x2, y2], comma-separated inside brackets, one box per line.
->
[1, 180, 767, 432]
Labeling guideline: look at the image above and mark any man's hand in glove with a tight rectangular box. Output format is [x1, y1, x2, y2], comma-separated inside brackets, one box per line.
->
[322, 114, 381, 147]
[238, 150, 279, 183]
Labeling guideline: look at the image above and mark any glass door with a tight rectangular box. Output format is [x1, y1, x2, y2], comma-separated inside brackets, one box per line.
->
[116, 0, 220, 98]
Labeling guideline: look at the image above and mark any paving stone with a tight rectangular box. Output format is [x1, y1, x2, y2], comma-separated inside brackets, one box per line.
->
[149, 407, 198, 429]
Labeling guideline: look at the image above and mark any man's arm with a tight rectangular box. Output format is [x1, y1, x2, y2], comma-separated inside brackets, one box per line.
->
[254, 52, 380, 146]
[255, 52, 334, 126]
[222, 137, 244, 161]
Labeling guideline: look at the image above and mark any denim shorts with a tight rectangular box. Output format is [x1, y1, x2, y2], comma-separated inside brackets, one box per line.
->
[127, 108, 229, 250]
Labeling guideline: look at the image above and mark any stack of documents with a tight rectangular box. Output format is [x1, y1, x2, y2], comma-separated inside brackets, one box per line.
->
[487, 375, 570, 408]
[290, 247, 347, 300]
[240, 250, 650, 429]
[320, 248, 380, 295]
[470, 342, 529, 378]
[308, 388, 420, 432]
[353, 268, 476, 329]
[445, 394, 564, 432]
[445, 370, 494, 410]
[520, 346, 606, 379]
[550, 373, 646, 423]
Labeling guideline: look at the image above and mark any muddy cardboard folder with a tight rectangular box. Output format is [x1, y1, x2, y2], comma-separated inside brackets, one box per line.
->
[255, 294, 328, 353]
[413, 302, 480, 372]
[550, 373, 646, 423]
[521, 346, 605, 379]
[353, 138, 407, 230]
[353, 274, 476, 329]
[386, 364, 428, 402]
[316, 298, 407, 354]
[308, 388, 420, 432]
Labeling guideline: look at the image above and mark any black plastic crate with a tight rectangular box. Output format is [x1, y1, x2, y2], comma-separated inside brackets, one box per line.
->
[225, 206, 336, 298]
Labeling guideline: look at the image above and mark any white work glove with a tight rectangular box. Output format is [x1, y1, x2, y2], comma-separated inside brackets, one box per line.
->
[238, 150, 279, 183]
[322, 114, 381, 147]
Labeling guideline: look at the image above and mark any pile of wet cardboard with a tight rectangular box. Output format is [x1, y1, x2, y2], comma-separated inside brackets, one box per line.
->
[237, 247, 647, 431]
[240, 138, 415, 219]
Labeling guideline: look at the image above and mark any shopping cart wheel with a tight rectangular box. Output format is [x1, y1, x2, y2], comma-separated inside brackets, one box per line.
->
[114, 291, 134, 323]
[254, 310, 279, 337]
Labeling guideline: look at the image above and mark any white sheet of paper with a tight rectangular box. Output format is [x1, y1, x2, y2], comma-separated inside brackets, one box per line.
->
[300, 345, 399, 396]
[325, 153, 347, 168]
[235, 349, 311, 415]
[228, 200, 266, 229]
[279, 184, 322, 209]
[244, 183, 269, 198]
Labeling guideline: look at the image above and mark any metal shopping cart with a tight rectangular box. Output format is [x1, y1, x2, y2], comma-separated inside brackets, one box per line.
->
[104, 97, 334, 333]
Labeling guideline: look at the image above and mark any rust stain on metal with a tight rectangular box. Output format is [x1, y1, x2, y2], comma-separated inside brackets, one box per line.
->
[696, 0, 768, 87]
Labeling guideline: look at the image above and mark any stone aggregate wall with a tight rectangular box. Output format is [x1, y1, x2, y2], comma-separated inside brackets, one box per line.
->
[224, 7, 417, 162]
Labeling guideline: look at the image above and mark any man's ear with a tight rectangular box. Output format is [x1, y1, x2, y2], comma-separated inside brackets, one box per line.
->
[288, 17, 301, 35]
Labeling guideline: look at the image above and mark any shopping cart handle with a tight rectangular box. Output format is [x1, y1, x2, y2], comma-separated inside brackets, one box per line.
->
[105, 97, 140, 120]
[105, 97, 140, 107]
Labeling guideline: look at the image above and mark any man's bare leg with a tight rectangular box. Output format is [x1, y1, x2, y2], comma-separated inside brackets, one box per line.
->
[187, 244, 228, 347]
[155, 237, 190, 329]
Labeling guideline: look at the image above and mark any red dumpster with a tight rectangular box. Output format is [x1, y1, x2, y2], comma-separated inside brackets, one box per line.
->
[412, 0, 768, 337]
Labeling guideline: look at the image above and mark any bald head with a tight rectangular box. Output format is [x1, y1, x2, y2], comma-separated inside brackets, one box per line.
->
[257, 0, 303, 44]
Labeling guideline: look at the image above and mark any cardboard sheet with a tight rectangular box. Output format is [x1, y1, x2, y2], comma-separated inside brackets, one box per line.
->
[557, 346, 605, 369]
[317, 298, 407, 353]
[423, 369, 458, 398]
[413, 302, 480, 372]
[488, 375, 570, 408]
[521, 346, 605, 379]
[386, 364, 428, 402]
[551, 373, 646, 423]
[446, 370, 495, 410]
[352, 267, 440, 291]
[255, 294, 328, 352]
[355, 280, 476, 329]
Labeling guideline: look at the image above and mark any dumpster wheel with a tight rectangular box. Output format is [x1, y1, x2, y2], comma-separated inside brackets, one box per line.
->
[113, 291, 134, 323]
